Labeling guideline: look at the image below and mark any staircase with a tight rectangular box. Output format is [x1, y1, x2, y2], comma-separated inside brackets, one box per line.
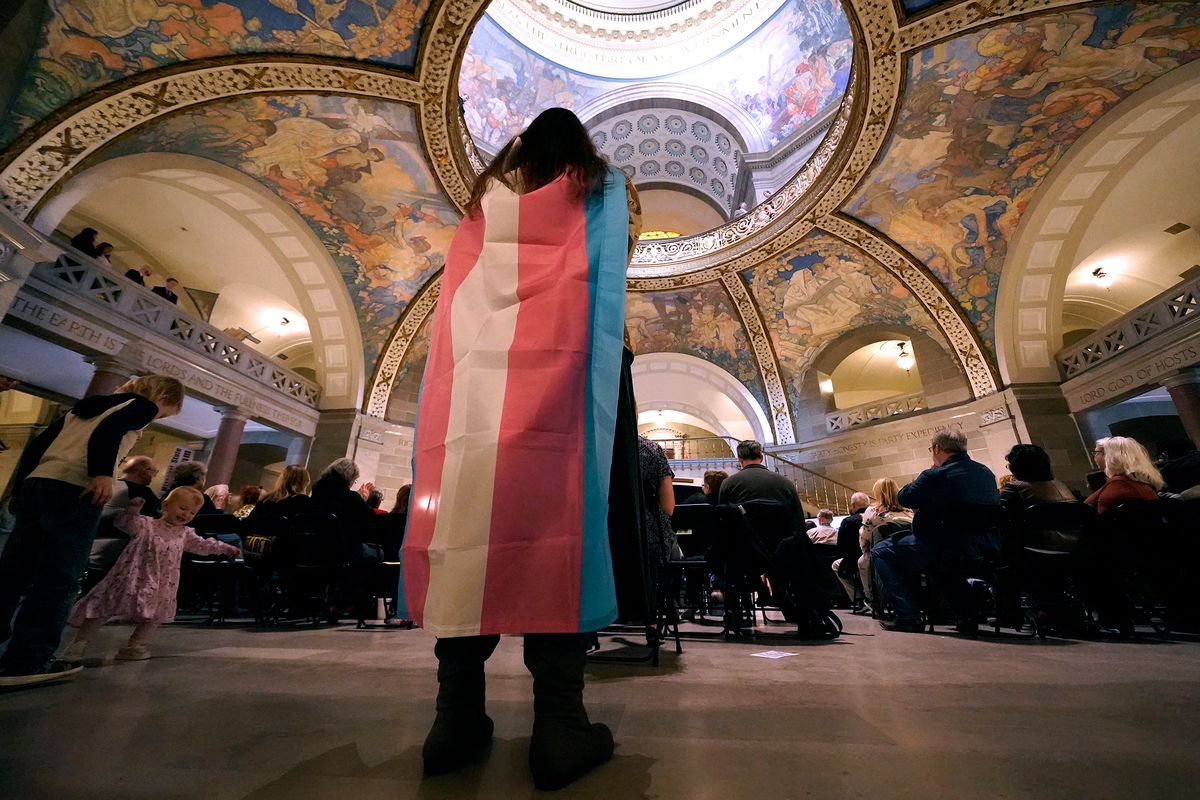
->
[653, 435, 860, 514]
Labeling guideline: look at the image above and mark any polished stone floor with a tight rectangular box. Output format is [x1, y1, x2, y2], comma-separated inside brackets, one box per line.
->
[2, 614, 1198, 799]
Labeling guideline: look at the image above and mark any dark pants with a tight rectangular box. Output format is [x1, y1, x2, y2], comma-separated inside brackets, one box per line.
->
[0, 479, 102, 671]
[870, 534, 938, 622]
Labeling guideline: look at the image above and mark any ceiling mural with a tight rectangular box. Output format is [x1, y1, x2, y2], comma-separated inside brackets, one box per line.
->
[458, 0, 852, 152]
[1, 0, 433, 148]
[87, 93, 458, 370]
[743, 232, 945, 416]
[845, 2, 1200, 347]
[625, 284, 767, 413]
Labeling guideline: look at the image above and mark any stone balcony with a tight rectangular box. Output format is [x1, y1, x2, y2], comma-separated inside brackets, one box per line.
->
[4, 248, 322, 436]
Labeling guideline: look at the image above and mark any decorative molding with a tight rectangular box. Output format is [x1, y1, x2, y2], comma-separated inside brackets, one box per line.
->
[898, 0, 1091, 53]
[979, 404, 1012, 428]
[35, 254, 321, 407]
[1056, 274, 1200, 380]
[417, 0, 490, 210]
[820, 214, 1000, 399]
[0, 61, 422, 218]
[719, 271, 795, 445]
[366, 273, 442, 417]
[827, 390, 927, 432]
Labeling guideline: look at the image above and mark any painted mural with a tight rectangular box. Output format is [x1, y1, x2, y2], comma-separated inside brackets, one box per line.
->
[91, 94, 458, 370]
[846, 3, 1200, 345]
[460, 0, 851, 151]
[1, 0, 432, 147]
[743, 233, 945, 416]
[625, 283, 768, 412]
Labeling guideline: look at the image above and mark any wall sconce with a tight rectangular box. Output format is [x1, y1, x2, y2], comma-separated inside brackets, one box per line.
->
[1091, 267, 1114, 289]
[896, 342, 914, 373]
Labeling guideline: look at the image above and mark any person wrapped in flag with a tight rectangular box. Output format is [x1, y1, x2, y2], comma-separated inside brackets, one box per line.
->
[399, 108, 641, 790]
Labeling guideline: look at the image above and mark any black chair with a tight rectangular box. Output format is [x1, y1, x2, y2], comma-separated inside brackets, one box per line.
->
[181, 514, 242, 623]
[917, 504, 1006, 635]
[353, 514, 410, 629]
[1004, 502, 1097, 638]
[667, 503, 723, 623]
[286, 512, 345, 624]
[1100, 498, 1191, 633]
[239, 515, 291, 625]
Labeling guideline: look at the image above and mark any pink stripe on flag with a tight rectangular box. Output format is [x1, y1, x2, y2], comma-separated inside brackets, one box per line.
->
[403, 215, 487, 627]
[479, 184, 591, 632]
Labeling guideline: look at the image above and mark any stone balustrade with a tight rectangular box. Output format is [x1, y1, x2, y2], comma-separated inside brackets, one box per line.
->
[825, 390, 927, 432]
[18, 251, 323, 418]
[1057, 273, 1200, 380]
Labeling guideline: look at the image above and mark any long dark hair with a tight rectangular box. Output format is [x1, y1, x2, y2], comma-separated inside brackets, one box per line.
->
[466, 108, 609, 216]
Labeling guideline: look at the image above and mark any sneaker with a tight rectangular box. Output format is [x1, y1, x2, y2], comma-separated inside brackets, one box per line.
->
[60, 641, 88, 662]
[115, 645, 151, 661]
[0, 659, 84, 687]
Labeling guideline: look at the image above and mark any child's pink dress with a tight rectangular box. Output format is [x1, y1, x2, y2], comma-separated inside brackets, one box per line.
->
[70, 512, 238, 625]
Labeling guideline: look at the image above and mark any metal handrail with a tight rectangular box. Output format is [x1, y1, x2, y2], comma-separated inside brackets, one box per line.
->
[652, 434, 860, 513]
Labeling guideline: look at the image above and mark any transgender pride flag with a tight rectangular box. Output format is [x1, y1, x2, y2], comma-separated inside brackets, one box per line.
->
[398, 167, 629, 637]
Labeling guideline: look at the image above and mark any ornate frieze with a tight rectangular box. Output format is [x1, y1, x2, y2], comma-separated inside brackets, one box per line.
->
[720, 272, 795, 444]
[366, 275, 442, 418]
[0, 62, 422, 218]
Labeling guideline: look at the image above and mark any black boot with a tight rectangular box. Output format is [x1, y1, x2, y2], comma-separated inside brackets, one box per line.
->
[524, 633, 614, 791]
[423, 634, 499, 775]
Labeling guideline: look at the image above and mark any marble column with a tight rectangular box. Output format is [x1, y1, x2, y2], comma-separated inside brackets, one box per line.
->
[207, 406, 249, 488]
[1162, 368, 1200, 448]
[83, 356, 133, 396]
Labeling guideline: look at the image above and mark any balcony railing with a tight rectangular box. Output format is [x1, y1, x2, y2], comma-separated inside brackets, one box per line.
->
[33, 253, 321, 408]
[1057, 273, 1200, 379]
[826, 390, 927, 432]
[654, 435, 861, 514]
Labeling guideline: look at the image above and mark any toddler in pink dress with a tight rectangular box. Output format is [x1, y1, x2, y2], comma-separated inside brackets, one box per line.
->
[64, 486, 239, 661]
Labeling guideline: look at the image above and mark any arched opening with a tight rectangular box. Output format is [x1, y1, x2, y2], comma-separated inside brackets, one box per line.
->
[630, 352, 771, 445]
[792, 324, 970, 438]
[996, 60, 1200, 385]
[32, 153, 365, 409]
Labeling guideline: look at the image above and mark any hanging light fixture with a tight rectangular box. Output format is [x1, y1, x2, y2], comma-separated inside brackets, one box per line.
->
[896, 341, 914, 373]
[1091, 266, 1114, 289]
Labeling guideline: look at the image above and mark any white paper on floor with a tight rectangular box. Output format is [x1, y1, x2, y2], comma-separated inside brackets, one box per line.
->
[751, 650, 798, 659]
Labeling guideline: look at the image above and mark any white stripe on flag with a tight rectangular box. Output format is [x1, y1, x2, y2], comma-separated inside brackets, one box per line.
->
[422, 186, 523, 635]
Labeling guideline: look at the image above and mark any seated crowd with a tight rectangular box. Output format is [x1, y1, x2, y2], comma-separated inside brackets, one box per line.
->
[669, 430, 1200, 638]
[5, 358, 1197, 691]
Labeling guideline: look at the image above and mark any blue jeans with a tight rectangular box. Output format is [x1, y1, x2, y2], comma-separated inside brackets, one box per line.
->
[870, 534, 938, 622]
[0, 479, 102, 671]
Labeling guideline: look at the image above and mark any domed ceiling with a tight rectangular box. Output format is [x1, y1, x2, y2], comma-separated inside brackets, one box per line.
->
[459, 0, 853, 229]
[2, 0, 1199, 449]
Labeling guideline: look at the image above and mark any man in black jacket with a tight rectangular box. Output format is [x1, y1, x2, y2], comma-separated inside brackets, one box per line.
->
[152, 278, 181, 304]
[717, 440, 803, 521]
[871, 428, 998, 632]
[124, 265, 152, 286]
[0, 376, 183, 686]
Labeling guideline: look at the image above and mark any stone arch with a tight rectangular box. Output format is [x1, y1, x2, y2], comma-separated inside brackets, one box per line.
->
[790, 322, 970, 441]
[996, 59, 1200, 385]
[33, 152, 365, 409]
[630, 352, 772, 444]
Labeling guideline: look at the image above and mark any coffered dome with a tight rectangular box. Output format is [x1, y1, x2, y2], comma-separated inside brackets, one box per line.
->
[459, 0, 854, 236]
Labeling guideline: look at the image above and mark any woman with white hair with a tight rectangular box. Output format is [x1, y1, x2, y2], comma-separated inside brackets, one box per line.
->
[1084, 436, 1162, 515]
[203, 484, 230, 511]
